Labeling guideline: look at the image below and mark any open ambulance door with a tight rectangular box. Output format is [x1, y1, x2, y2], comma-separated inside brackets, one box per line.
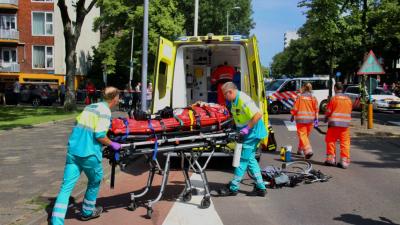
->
[248, 35, 269, 140]
[152, 37, 176, 113]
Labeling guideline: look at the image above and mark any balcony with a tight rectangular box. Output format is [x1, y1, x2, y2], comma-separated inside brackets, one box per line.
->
[0, 62, 20, 73]
[0, 29, 19, 41]
[0, 0, 18, 9]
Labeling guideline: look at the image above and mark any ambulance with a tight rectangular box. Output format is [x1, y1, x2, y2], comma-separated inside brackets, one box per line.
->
[150, 34, 269, 154]
[266, 76, 334, 114]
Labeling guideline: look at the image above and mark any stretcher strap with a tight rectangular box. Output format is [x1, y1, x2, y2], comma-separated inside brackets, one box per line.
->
[159, 119, 167, 133]
[188, 107, 201, 129]
[148, 120, 158, 160]
[173, 114, 184, 130]
[188, 110, 195, 131]
[114, 117, 130, 142]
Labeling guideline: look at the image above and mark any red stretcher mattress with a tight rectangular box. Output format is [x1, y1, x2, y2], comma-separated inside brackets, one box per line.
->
[110, 104, 231, 135]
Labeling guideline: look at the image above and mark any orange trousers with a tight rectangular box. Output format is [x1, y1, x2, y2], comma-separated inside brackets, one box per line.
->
[296, 123, 313, 153]
[325, 127, 350, 160]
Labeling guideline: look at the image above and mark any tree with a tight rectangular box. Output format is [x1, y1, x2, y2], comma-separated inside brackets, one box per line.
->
[92, 0, 185, 87]
[58, 0, 97, 111]
[177, 0, 255, 36]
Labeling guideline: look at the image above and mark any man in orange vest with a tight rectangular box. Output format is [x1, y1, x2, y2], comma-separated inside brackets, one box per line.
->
[324, 82, 352, 169]
[211, 62, 235, 106]
[290, 83, 318, 159]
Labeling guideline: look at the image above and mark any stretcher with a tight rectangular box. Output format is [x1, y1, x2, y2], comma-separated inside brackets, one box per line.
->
[103, 104, 239, 219]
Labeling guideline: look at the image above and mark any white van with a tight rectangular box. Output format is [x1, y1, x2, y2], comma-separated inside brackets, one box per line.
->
[150, 34, 269, 154]
[266, 77, 334, 114]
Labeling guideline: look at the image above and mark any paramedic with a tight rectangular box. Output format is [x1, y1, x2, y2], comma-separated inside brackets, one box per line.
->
[290, 82, 318, 159]
[324, 82, 352, 169]
[211, 62, 235, 106]
[219, 82, 268, 197]
[51, 87, 121, 224]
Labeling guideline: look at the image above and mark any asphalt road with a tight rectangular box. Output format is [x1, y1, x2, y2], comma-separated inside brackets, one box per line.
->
[207, 113, 400, 225]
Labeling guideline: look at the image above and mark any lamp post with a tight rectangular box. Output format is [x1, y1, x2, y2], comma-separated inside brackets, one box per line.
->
[141, 0, 149, 112]
[226, 6, 241, 35]
[194, 0, 199, 36]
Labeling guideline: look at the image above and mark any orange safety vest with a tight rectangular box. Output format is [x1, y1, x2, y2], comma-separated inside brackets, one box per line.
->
[290, 92, 318, 124]
[325, 93, 352, 127]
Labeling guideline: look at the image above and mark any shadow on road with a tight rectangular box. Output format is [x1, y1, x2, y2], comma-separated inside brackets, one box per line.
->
[334, 214, 400, 225]
[351, 136, 400, 169]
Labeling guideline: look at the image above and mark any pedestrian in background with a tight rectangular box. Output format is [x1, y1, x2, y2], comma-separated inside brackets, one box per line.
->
[146, 82, 152, 111]
[290, 82, 318, 159]
[324, 82, 353, 169]
[59, 82, 66, 106]
[51, 87, 121, 224]
[13, 80, 20, 106]
[86, 80, 96, 104]
[0, 82, 6, 105]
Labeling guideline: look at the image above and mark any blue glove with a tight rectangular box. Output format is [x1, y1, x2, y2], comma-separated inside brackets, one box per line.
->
[110, 141, 122, 151]
[240, 125, 250, 135]
[314, 119, 319, 128]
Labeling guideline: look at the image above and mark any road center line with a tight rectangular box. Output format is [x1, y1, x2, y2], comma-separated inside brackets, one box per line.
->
[162, 173, 224, 225]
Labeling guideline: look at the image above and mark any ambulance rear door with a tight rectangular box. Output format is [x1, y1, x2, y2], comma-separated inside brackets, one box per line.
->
[247, 35, 269, 127]
[152, 37, 176, 113]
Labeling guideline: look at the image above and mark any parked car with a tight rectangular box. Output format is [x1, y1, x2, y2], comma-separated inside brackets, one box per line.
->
[344, 86, 400, 112]
[5, 83, 58, 106]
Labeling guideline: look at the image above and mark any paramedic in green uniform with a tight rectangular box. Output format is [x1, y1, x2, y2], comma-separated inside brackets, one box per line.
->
[51, 87, 121, 224]
[219, 82, 268, 197]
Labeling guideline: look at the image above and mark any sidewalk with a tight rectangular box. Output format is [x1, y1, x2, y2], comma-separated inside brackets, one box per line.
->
[0, 110, 125, 225]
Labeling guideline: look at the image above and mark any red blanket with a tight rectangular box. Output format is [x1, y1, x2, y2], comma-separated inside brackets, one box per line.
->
[110, 104, 231, 135]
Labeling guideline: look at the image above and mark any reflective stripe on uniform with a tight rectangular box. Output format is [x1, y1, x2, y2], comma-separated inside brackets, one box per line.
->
[84, 199, 96, 205]
[54, 203, 68, 209]
[52, 212, 65, 218]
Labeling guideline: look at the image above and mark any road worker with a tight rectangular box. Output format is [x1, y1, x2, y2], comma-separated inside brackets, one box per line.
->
[51, 87, 121, 224]
[290, 82, 319, 159]
[218, 82, 268, 197]
[324, 82, 352, 169]
[211, 61, 235, 106]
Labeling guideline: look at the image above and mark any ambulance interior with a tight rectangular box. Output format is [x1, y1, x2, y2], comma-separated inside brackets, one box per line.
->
[171, 44, 249, 108]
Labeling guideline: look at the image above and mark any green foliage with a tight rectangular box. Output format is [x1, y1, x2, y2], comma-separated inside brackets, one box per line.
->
[178, 0, 254, 36]
[271, 0, 400, 79]
[90, 0, 255, 88]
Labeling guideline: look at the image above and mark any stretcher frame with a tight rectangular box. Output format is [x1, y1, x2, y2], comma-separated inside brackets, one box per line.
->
[104, 126, 238, 219]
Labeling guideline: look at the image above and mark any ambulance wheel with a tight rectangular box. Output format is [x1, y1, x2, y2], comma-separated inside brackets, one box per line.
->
[128, 200, 137, 211]
[146, 206, 153, 219]
[269, 102, 281, 114]
[200, 197, 211, 209]
[320, 100, 328, 114]
[182, 191, 192, 202]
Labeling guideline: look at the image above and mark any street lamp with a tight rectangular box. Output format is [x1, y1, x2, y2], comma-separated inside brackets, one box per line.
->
[226, 6, 241, 35]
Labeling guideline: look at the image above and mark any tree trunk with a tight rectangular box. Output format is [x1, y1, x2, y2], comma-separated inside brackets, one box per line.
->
[64, 43, 77, 111]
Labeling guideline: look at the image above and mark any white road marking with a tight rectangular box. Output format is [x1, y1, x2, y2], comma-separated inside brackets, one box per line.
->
[388, 121, 400, 126]
[284, 121, 297, 131]
[162, 173, 224, 225]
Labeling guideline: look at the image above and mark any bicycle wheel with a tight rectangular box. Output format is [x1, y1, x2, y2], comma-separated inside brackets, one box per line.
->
[282, 160, 312, 175]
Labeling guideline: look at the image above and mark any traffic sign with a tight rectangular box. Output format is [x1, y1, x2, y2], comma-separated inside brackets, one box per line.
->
[336, 71, 341, 77]
[357, 50, 385, 75]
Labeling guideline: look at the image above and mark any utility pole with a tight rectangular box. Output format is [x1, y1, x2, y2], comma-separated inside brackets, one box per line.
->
[194, 0, 199, 36]
[129, 28, 135, 90]
[141, 0, 149, 112]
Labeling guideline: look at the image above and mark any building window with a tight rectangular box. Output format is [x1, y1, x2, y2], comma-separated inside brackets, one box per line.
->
[33, 46, 54, 69]
[32, 0, 54, 2]
[0, 15, 17, 30]
[32, 12, 53, 36]
[2, 48, 17, 63]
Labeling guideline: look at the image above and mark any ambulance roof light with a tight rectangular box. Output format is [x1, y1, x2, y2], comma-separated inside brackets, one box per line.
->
[177, 36, 188, 41]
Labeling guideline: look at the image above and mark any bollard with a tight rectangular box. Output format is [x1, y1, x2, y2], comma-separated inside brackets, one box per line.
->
[368, 103, 373, 129]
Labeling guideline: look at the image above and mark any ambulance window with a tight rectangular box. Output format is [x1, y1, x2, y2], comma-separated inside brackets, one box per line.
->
[157, 61, 168, 98]
[252, 61, 258, 95]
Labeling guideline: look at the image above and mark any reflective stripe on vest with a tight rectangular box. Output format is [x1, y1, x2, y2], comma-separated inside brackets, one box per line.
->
[231, 92, 259, 128]
[327, 94, 352, 127]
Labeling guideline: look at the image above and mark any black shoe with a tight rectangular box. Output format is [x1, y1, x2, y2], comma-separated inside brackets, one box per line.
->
[247, 187, 267, 197]
[218, 187, 238, 196]
[305, 152, 314, 160]
[81, 206, 103, 221]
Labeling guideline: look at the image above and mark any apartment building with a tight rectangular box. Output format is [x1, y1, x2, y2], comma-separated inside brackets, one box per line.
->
[0, 0, 100, 89]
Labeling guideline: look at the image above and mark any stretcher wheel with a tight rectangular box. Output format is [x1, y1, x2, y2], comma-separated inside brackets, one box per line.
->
[182, 191, 192, 202]
[146, 206, 153, 219]
[200, 197, 211, 209]
[128, 200, 137, 211]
